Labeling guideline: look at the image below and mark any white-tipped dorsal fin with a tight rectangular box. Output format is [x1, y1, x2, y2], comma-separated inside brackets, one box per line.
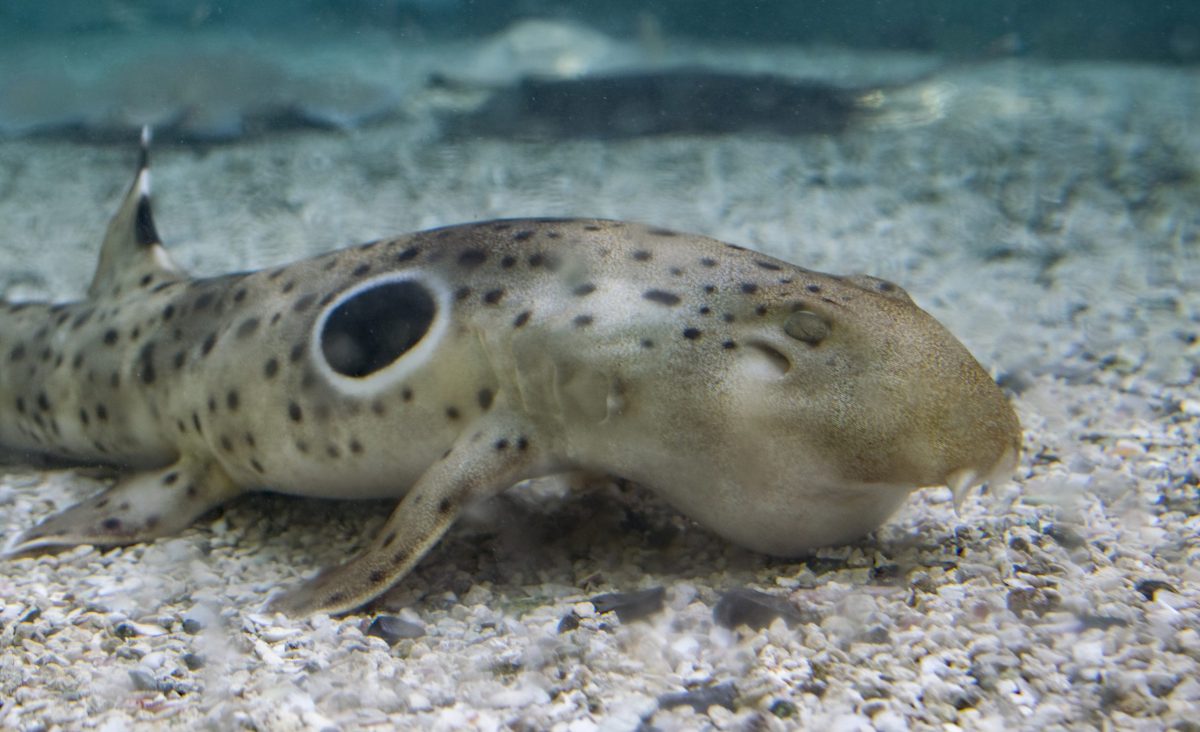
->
[88, 127, 187, 300]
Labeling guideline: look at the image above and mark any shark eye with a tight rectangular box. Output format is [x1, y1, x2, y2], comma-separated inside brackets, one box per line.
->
[783, 310, 830, 345]
[320, 279, 436, 377]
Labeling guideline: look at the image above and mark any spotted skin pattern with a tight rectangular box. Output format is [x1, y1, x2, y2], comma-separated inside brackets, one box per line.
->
[1, 138, 1020, 615]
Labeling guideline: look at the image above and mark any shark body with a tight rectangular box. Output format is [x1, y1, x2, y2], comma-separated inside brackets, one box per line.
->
[1, 136, 1020, 614]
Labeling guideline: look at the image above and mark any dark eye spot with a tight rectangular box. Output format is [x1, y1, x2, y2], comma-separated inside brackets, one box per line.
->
[784, 310, 831, 345]
[319, 280, 436, 378]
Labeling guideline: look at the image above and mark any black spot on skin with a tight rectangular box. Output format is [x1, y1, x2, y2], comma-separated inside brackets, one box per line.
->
[445, 406, 460, 420]
[139, 274, 153, 287]
[392, 549, 409, 564]
[483, 289, 505, 305]
[369, 569, 387, 583]
[36, 392, 50, 411]
[73, 353, 85, 369]
[457, 249, 488, 267]
[191, 412, 200, 432]
[494, 439, 509, 450]
[295, 440, 309, 454]
[383, 531, 397, 546]
[755, 260, 782, 271]
[208, 395, 218, 413]
[234, 288, 247, 303]
[500, 255, 517, 269]
[806, 284, 821, 293]
[584, 224, 602, 232]
[632, 250, 652, 262]
[162, 304, 176, 320]
[573, 314, 594, 328]
[290, 343, 305, 363]
[683, 327, 702, 340]
[194, 292, 215, 310]
[698, 306, 712, 315]
[264, 358, 279, 378]
[288, 402, 303, 422]
[71, 311, 93, 330]
[349, 439, 363, 455]
[201, 333, 217, 356]
[455, 286, 472, 301]
[478, 388, 494, 410]
[878, 281, 897, 292]
[513, 311, 531, 328]
[396, 246, 420, 262]
[703, 285, 717, 294]
[235, 318, 260, 339]
[352, 263, 372, 277]
[573, 283, 596, 297]
[723, 340, 738, 350]
[517, 437, 529, 451]
[138, 343, 157, 384]
[14, 397, 25, 414]
[528, 253, 545, 268]
[326, 445, 341, 459]
[438, 498, 453, 514]
[372, 399, 387, 415]
[401, 388, 412, 402]
[9, 344, 26, 362]
[640, 339, 655, 349]
[648, 228, 677, 237]
[250, 459, 265, 474]
[163, 471, 179, 486]
[226, 390, 240, 411]
[725, 243, 747, 252]
[756, 305, 769, 316]
[293, 293, 317, 312]
[102, 517, 121, 531]
[103, 329, 119, 346]
[244, 433, 256, 448]
[643, 290, 681, 306]
[282, 280, 296, 294]
[220, 435, 234, 452]
[513, 230, 534, 241]
[79, 409, 90, 426]
[723, 313, 735, 323]
[186, 484, 199, 499]
[741, 283, 759, 294]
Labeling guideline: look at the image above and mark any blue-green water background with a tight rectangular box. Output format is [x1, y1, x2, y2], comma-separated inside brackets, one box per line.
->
[3, 0, 1199, 63]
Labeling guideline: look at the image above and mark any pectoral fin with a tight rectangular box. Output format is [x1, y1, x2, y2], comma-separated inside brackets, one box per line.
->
[7, 457, 240, 555]
[268, 413, 554, 616]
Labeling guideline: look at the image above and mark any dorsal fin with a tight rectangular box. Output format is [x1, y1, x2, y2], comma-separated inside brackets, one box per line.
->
[88, 127, 187, 300]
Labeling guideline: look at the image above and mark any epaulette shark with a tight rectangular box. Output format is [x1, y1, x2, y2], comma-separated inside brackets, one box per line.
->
[0, 131, 1020, 615]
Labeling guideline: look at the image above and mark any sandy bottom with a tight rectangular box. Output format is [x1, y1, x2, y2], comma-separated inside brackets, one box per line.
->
[1, 37, 1198, 731]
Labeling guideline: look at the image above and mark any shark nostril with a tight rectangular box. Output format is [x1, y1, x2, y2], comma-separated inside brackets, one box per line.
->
[783, 310, 830, 345]
[320, 280, 436, 377]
